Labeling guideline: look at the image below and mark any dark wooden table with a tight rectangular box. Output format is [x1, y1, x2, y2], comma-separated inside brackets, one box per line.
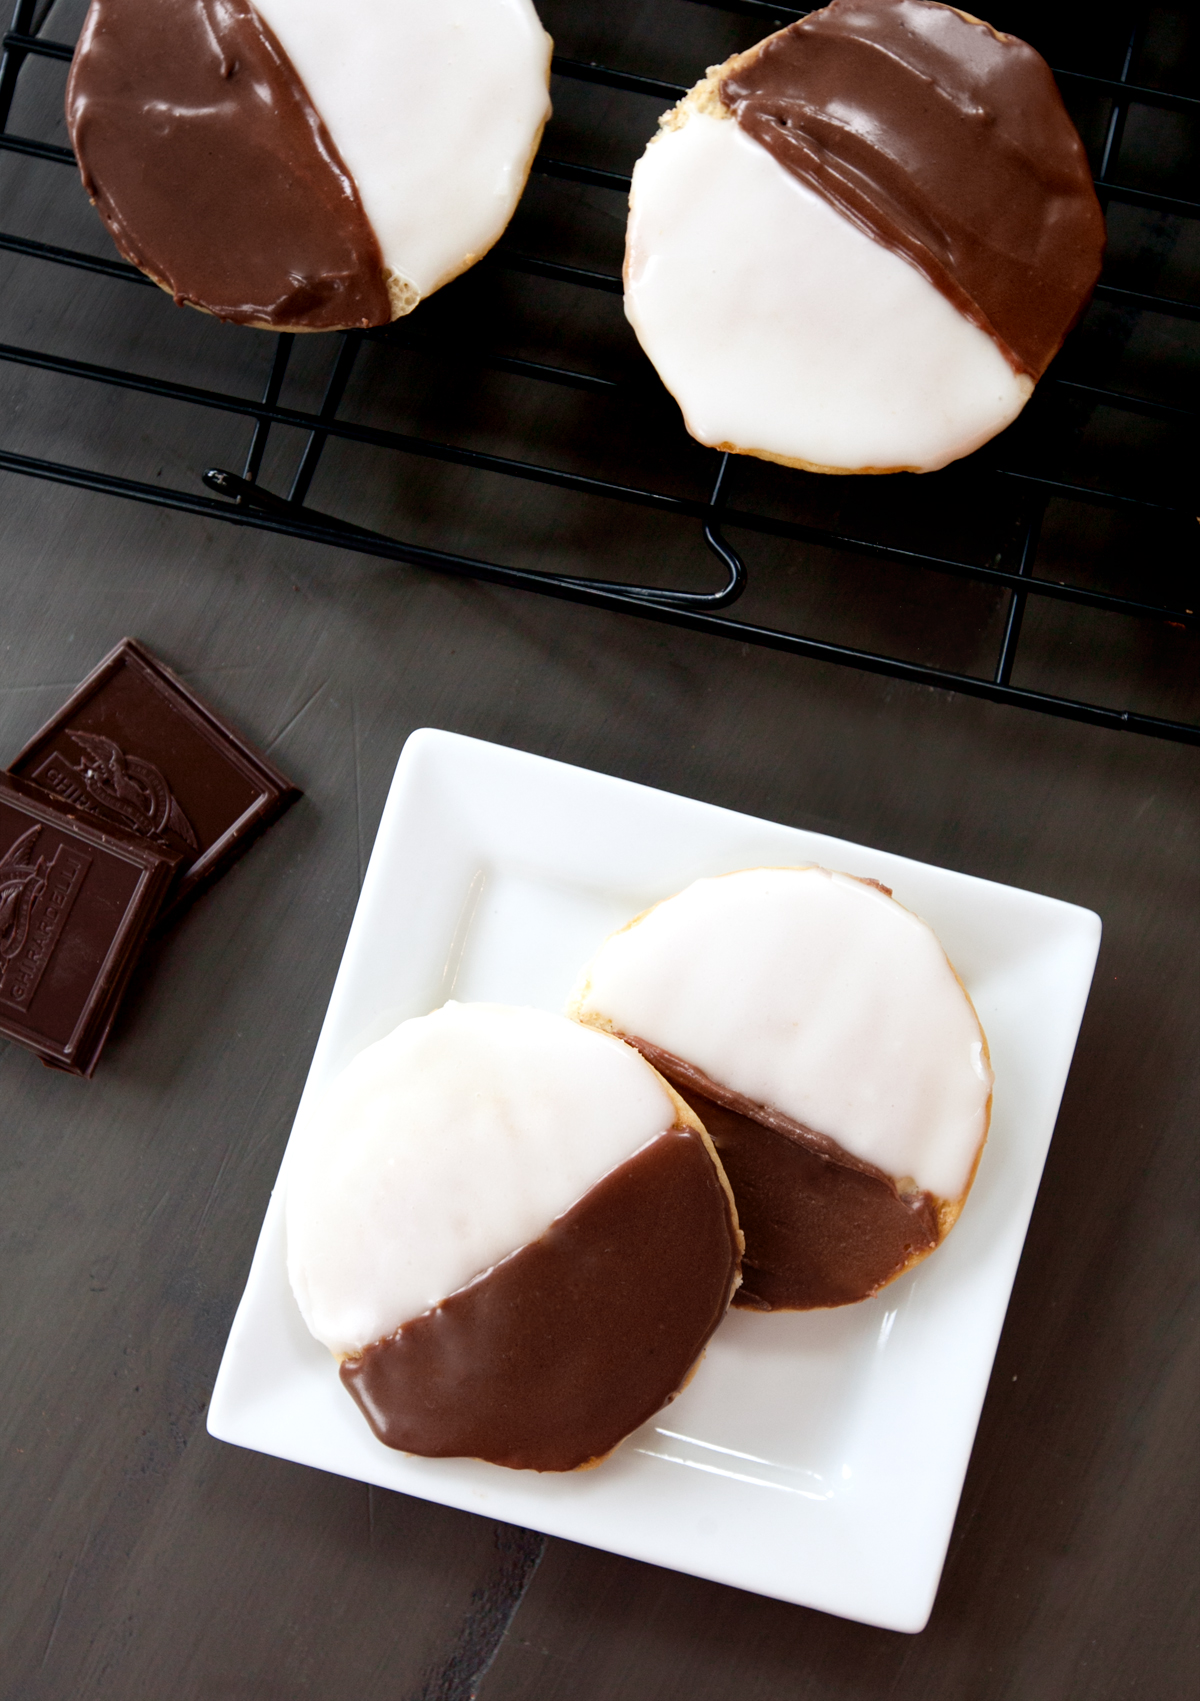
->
[2, 1, 1197, 1697]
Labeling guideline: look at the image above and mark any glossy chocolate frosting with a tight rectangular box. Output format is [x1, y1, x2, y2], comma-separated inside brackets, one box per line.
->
[719, 0, 1105, 378]
[687, 1090, 937, 1309]
[66, 0, 391, 329]
[628, 1039, 938, 1309]
[340, 1127, 741, 1472]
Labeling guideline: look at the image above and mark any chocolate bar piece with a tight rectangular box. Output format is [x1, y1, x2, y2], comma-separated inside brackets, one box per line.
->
[0, 772, 180, 1075]
[8, 638, 300, 917]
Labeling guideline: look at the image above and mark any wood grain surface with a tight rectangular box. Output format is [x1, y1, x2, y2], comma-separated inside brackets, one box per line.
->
[1, 1, 1197, 1696]
[1, 467, 1195, 1700]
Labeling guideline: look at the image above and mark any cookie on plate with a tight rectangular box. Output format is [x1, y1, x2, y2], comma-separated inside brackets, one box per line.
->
[570, 867, 992, 1310]
[286, 1002, 742, 1470]
[67, 0, 552, 330]
[623, 0, 1104, 473]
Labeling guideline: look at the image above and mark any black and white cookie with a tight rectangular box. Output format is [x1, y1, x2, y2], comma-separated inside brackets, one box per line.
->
[286, 1002, 742, 1471]
[624, 0, 1104, 473]
[67, 0, 552, 330]
[570, 868, 992, 1310]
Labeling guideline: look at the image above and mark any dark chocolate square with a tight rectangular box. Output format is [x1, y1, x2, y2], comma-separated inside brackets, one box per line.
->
[8, 638, 300, 916]
[0, 772, 180, 1075]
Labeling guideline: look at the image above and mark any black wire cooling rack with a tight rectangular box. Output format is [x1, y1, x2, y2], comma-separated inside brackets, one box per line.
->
[1, 0, 1197, 741]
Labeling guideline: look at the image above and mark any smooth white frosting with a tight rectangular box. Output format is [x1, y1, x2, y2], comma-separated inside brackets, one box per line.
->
[624, 108, 1032, 473]
[571, 868, 991, 1199]
[286, 1002, 680, 1356]
[253, 0, 552, 303]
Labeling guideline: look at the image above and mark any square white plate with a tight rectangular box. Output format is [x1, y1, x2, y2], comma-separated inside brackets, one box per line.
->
[209, 728, 1101, 1631]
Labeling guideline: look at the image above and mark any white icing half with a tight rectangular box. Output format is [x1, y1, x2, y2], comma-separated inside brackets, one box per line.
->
[624, 109, 1033, 473]
[253, 0, 552, 302]
[286, 1002, 679, 1356]
[571, 868, 992, 1200]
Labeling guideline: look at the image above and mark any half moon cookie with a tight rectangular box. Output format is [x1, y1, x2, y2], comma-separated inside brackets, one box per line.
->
[66, 0, 552, 330]
[623, 0, 1105, 474]
[285, 1002, 742, 1471]
[569, 867, 992, 1310]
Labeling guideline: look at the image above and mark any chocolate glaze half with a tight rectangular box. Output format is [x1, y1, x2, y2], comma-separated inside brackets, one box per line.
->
[340, 1126, 740, 1472]
[66, 0, 391, 329]
[626, 1038, 938, 1310]
[689, 1092, 937, 1309]
[719, 0, 1105, 378]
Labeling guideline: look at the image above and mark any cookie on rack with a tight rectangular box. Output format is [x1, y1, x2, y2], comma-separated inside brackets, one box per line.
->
[569, 867, 993, 1310]
[623, 0, 1104, 474]
[66, 0, 552, 330]
[286, 1002, 742, 1471]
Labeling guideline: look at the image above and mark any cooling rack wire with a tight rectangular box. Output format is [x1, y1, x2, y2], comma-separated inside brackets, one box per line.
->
[1, 0, 1196, 741]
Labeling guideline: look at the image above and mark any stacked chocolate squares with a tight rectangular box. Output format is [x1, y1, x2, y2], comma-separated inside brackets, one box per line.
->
[0, 639, 299, 1076]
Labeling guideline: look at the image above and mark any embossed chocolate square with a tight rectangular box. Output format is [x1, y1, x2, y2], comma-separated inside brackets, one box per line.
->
[0, 773, 180, 1075]
[8, 639, 300, 917]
